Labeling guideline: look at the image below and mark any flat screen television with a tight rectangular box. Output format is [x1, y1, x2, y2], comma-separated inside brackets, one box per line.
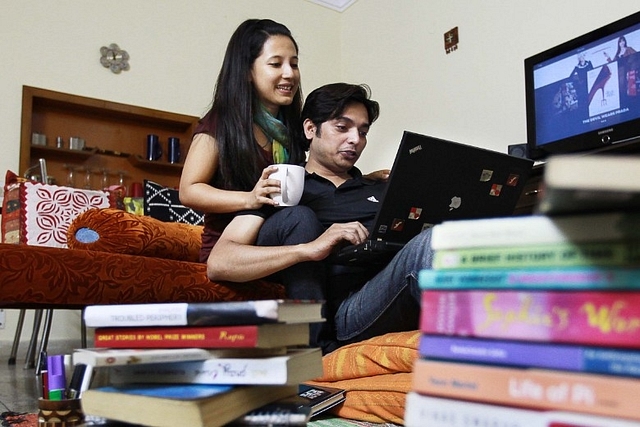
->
[525, 11, 640, 160]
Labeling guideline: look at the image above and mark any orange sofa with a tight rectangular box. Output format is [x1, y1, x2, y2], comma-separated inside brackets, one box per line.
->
[0, 208, 284, 309]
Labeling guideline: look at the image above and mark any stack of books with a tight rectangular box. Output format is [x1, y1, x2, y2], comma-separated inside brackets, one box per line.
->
[77, 299, 328, 427]
[405, 155, 640, 427]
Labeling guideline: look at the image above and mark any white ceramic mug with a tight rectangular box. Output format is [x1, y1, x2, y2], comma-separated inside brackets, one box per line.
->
[269, 164, 305, 206]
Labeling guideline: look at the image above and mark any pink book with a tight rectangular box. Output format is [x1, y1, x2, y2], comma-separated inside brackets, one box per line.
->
[420, 290, 640, 347]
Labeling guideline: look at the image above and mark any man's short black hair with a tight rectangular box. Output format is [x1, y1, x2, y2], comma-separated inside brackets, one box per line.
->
[299, 83, 380, 150]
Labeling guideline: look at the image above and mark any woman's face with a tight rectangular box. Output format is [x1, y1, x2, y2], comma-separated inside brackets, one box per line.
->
[251, 35, 300, 116]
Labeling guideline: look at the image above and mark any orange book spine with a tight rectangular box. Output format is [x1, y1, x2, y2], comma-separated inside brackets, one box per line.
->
[412, 358, 640, 421]
[94, 325, 260, 348]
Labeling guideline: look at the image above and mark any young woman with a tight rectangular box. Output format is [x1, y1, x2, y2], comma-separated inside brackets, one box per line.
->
[179, 19, 307, 262]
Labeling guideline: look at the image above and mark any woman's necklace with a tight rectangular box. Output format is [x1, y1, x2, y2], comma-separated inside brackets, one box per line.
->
[258, 138, 272, 149]
[254, 124, 272, 149]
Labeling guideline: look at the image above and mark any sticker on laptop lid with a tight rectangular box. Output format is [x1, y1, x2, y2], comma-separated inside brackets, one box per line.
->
[421, 223, 435, 232]
[479, 169, 493, 182]
[408, 207, 422, 220]
[391, 218, 405, 232]
[489, 184, 503, 196]
[506, 174, 520, 186]
[449, 196, 462, 211]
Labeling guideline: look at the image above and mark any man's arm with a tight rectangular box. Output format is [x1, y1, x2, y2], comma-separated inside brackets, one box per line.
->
[207, 214, 368, 282]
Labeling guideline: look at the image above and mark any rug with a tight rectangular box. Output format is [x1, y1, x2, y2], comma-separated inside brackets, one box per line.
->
[0, 411, 401, 426]
[308, 415, 401, 427]
[0, 411, 37, 427]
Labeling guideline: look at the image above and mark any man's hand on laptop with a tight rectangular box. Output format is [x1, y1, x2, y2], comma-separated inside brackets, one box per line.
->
[304, 222, 369, 261]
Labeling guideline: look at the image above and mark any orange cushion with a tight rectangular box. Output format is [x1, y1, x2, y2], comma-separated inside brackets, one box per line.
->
[67, 208, 203, 262]
[307, 330, 420, 424]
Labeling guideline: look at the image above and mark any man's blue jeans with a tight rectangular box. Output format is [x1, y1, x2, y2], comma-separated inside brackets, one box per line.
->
[256, 205, 434, 353]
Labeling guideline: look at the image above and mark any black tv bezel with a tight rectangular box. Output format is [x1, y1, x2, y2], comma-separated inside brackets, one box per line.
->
[525, 10, 640, 161]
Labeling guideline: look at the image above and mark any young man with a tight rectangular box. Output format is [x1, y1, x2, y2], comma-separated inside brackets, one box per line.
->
[208, 83, 433, 353]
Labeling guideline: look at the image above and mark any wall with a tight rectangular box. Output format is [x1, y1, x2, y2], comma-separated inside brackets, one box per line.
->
[0, 0, 340, 344]
[1, 0, 639, 344]
[340, 0, 640, 170]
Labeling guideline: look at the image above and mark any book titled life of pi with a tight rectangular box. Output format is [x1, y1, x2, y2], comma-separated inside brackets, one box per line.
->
[412, 358, 640, 421]
[420, 290, 640, 348]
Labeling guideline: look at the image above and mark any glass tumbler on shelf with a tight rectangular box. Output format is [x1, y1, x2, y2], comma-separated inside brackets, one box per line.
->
[83, 167, 93, 189]
[117, 171, 127, 187]
[101, 168, 110, 190]
[64, 164, 76, 187]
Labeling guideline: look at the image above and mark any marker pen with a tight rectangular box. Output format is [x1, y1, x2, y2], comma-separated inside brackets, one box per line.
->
[38, 351, 48, 399]
[67, 364, 87, 399]
[79, 364, 94, 397]
[47, 355, 66, 401]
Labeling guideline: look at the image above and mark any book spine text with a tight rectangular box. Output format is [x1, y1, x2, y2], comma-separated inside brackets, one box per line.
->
[412, 359, 640, 420]
[420, 290, 640, 347]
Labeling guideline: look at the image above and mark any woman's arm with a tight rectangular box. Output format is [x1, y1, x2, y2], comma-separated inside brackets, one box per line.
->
[363, 169, 391, 181]
[179, 133, 280, 213]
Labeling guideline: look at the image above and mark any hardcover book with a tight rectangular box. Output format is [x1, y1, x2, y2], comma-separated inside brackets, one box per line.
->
[93, 323, 310, 349]
[412, 358, 640, 420]
[430, 211, 640, 250]
[235, 383, 345, 424]
[72, 347, 287, 367]
[419, 334, 640, 377]
[432, 240, 640, 269]
[80, 383, 298, 427]
[229, 401, 311, 426]
[108, 348, 323, 385]
[420, 290, 640, 347]
[405, 392, 640, 427]
[419, 266, 640, 290]
[83, 299, 323, 328]
[536, 154, 640, 215]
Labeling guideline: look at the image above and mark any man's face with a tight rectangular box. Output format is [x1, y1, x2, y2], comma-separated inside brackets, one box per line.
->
[305, 102, 370, 174]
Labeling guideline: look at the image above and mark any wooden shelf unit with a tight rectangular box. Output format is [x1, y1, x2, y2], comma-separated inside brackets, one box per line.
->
[19, 86, 198, 191]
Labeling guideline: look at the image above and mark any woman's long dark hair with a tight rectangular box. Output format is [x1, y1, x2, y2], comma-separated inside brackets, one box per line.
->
[202, 19, 304, 191]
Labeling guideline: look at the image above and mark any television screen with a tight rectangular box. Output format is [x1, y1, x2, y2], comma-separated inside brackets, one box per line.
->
[525, 11, 640, 160]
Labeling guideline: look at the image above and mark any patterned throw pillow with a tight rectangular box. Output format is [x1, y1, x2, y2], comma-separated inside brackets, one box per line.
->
[143, 180, 204, 225]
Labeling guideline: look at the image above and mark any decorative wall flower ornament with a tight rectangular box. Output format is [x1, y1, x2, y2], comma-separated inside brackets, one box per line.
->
[100, 43, 130, 74]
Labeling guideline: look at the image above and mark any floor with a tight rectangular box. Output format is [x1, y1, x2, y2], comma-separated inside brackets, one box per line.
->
[0, 338, 81, 415]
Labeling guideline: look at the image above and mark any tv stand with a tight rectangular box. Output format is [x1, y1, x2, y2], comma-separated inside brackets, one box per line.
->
[514, 138, 640, 214]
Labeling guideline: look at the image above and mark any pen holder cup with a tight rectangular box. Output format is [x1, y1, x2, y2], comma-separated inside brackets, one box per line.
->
[38, 398, 85, 426]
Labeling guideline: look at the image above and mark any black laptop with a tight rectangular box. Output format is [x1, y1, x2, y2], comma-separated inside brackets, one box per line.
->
[333, 131, 534, 264]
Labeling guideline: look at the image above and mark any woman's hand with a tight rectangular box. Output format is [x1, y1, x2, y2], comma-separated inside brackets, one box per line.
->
[364, 169, 391, 182]
[246, 165, 281, 209]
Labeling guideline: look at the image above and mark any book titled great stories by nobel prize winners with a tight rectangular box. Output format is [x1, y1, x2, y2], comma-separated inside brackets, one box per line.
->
[93, 323, 310, 349]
